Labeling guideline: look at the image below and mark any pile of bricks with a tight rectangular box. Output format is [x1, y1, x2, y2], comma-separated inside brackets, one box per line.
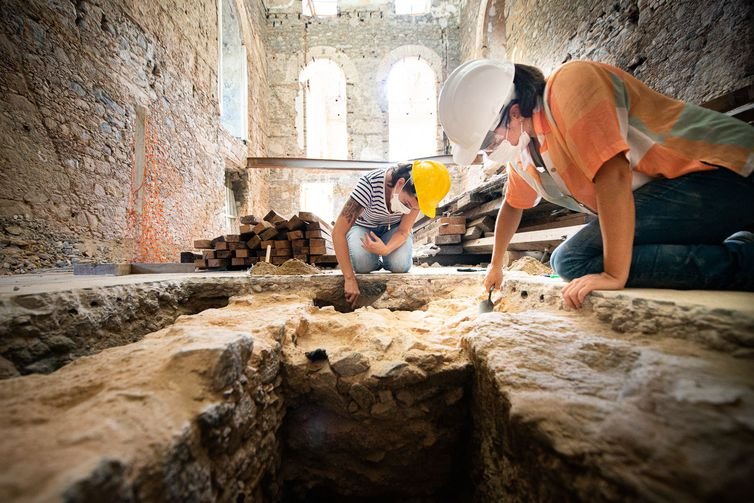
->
[193, 211, 336, 270]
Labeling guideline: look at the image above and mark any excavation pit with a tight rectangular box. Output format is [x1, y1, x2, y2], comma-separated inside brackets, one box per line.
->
[0, 270, 753, 501]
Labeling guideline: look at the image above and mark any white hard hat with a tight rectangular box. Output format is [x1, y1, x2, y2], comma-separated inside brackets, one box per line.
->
[438, 59, 516, 166]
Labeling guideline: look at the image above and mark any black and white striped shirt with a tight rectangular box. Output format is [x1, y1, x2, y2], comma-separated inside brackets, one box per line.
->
[349, 169, 403, 229]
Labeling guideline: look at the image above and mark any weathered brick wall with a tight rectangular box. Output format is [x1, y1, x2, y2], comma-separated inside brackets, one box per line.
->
[264, 1, 462, 160]
[459, 0, 753, 104]
[0, 0, 270, 273]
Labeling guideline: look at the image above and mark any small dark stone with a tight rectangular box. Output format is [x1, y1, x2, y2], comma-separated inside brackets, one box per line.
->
[305, 348, 328, 362]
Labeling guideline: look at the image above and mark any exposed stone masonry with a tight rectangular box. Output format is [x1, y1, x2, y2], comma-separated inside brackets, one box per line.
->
[0, 271, 752, 500]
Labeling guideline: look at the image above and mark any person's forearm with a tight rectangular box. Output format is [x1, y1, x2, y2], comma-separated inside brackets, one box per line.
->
[333, 227, 356, 279]
[332, 216, 356, 278]
[382, 229, 409, 255]
[594, 155, 634, 283]
[491, 202, 523, 266]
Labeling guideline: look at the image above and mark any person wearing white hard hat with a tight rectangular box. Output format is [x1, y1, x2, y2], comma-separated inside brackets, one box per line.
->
[438, 58, 754, 308]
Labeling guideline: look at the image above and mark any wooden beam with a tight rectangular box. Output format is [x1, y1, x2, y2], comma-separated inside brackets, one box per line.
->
[463, 224, 586, 253]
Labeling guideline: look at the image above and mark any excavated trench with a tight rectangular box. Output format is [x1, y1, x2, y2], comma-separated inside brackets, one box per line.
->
[1, 272, 753, 502]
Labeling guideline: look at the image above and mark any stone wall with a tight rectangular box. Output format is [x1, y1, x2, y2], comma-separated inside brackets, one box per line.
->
[0, 0, 271, 273]
[264, 0, 462, 161]
[459, 0, 753, 104]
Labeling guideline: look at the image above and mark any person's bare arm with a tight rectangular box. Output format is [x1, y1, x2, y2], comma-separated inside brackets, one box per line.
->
[333, 197, 365, 308]
[562, 154, 634, 309]
[361, 208, 420, 255]
[484, 201, 524, 291]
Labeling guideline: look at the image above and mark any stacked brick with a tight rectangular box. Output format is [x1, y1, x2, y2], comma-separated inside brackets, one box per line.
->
[193, 211, 337, 270]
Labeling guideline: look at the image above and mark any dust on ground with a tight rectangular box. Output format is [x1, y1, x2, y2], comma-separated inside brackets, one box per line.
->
[506, 256, 552, 276]
[250, 259, 320, 276]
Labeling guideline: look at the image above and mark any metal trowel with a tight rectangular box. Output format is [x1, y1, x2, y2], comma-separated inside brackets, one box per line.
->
[479, 288, 494, 313]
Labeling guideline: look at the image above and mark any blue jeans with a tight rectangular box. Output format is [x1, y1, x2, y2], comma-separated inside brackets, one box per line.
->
[550, 168, 754, 290]
[346, 224, 413, 273]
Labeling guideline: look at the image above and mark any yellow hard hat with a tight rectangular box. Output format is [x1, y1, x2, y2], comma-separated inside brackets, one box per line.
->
[412, 160, 451, 218]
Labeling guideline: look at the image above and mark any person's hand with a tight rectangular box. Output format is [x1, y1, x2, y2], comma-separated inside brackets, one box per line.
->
[484, 265, 504, 292]
[361, 231, 386, 255]
[561, 272, 626, 309]
[344, 276, 360, 309]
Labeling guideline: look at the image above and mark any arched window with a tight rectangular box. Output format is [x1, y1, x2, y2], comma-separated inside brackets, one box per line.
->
[219, 0, 248, 138]
[300, 59, 348, 159]
[387, 57, 437, 161]
[302, 0, 338, 17]
[395, 0, 431, 15]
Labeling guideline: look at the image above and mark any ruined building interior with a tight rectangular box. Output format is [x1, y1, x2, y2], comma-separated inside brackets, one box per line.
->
[1, 0, 753, 501]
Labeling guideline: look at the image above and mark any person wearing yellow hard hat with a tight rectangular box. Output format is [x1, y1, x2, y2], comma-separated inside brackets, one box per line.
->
[333, 160, 451, 308]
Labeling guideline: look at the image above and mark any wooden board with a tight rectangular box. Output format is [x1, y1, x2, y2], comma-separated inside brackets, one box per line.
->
[130, 263, 197, 274]
[193, 240, 213, 249]
[468, 215, 495, 233]
[264, 210, 287, 225]
[215, 242, 228, 251]
[260, 227, 278, 240]
[463, 224, 586, 253]
[286, 215, 307, 231]
[253, 221, 273, 234]
[246, 235, 262, 250]
[240, 214, 260, 225]
[463, 226, 483, 241]
[223, 234, 240, 243]
[434, 234, 462, 245]
[438, 223, 466, 235]
[74, 263, 131, 276]
[287, 230, 305, 240]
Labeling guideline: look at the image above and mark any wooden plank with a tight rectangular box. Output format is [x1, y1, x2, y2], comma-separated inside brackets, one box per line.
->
[223, 234, 240, 243]
[202, 250, 215, 260]
[194, 259, 207, 269]
[260, 240, 274, 249]
[240, 214, 260, 225]
[463, 226, 483, 241]
[305, 229, 329, 239]
[468, 215, 495, 233]
[300, 212, 333, 232]
[239, 224, 254, 234]
[235, 249, 250, 258]
[313, 254, 338, 265]
[215, 241, 228, 251]
[438, 216, 467, 226]
[287, 215, 307, 231]
[207, 258, 229, 268]
[216, 250, 232, 259]
[462, 197, 503, 221]
[436, 245, 464, 255]
[463, 224, 586, 253]
[231, 258, 249, 267]
[260, 227, 278, 240]
[434, 234, 462, 245]
[274, 240, 292, 249]
[130, 263, 197, 274]
[246, 235, 262, 250]
[287, 230, 305, 240]
[253, 221, 274, 234]
[193, 239, 213, 249]
[228, 241, 246, 250]
[438, 223, 466, 235]
[264, 210, 287, 225]
[74, 263, 131, 276]
[518, 213, 590, 233]
[273, 248, 292, 257]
